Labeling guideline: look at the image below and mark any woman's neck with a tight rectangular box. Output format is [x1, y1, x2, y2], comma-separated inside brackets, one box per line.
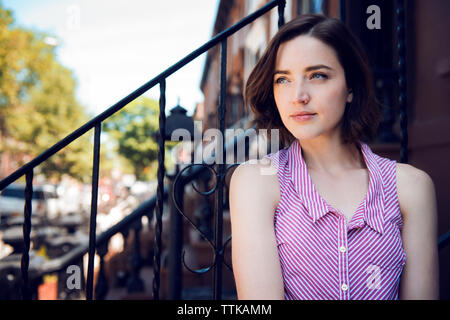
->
[298, 137, 365, 175]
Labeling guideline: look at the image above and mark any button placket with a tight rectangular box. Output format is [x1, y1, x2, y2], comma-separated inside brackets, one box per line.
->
[338, 216, 350, 299]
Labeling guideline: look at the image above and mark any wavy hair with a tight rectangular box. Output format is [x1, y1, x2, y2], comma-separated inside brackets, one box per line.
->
[245, 14, 382, 148]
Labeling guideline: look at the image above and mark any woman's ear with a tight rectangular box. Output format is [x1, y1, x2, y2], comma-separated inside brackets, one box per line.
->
[347, 89, 353, 103]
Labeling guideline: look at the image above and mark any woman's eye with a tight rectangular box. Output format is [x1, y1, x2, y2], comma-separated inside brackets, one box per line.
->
[275, 77, 288, 84]
[310, 73, 328, 80]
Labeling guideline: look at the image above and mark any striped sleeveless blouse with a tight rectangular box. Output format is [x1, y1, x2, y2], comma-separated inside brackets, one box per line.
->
[265, 139, 406, 300]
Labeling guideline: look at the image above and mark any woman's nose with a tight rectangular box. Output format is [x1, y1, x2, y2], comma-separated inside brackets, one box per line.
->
[294, 80, 310, 104]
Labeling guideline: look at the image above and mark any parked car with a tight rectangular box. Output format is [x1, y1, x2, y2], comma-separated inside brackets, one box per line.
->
[0, 184, 60, 225]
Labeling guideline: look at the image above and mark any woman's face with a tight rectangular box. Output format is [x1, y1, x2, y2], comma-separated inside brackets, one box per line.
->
[273, 35, 353, 142]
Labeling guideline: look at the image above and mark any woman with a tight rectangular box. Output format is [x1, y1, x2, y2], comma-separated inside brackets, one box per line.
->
[229, 14, 439, 300]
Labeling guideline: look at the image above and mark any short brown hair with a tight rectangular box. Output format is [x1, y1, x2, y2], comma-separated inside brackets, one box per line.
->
[245, 14, 382, 148]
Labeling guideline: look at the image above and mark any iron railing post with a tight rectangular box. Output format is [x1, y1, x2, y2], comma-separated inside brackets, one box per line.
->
[86, 122, 102, 300]
[94, 241, 109, 299]
[278, 0, 286, 27]
[168, 164, 183, 299]
[339, 0, 346, 23]
[127, 219, 145, 293]
[21, 169, 33, 300]
[213, 39, 227, 300]
[153, 79, 166, 300]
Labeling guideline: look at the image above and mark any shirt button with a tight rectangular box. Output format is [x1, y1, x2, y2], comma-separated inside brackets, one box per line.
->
[341, 283, 348, 291]
[339, 246, 347, 253]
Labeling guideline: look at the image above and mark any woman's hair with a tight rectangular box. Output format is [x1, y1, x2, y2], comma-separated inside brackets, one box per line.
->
[245, 14, 382, 147]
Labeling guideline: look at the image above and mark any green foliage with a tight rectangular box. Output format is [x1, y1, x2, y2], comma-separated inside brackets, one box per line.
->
[104, 96, 175, 180]
[0, 3, 92, 181]
[0, 6, 53, 126]
[0, 3, 175, 183]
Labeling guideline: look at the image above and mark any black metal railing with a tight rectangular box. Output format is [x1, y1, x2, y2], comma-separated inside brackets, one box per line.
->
[0, 121, 258, 300]
[0, 185, 165, 299]
[0, 0, 449, 300]
[23, 188, 165, 299]
[0, 0, 287, 300]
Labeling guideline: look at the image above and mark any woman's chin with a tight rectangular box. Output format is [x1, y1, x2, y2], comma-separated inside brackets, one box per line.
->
[289, 131, 321, 142]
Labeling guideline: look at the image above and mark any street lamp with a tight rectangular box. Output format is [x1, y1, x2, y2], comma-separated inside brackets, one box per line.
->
[165, 103, 195, 141]
[164, 102, 194, 300]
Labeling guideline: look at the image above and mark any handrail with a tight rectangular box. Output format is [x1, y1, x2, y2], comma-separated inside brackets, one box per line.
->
[0, 0, 281, 191]
[0, 122, 259, 296]
[40, 187, 167, 274]
[30, 124, 258, 285]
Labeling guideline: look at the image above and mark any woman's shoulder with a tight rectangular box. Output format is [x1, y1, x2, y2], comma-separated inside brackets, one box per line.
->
[396, 162, 436, 219]
[230, 158, 281, 210]
[396, 162, 434, 190]
[231, 158, 279, 187]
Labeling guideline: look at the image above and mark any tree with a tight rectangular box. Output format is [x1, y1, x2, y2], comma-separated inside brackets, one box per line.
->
[0, 3, 92, 182]
[6, 59, 92, 181]
[104, 97, 175, 180]
[0, 5, 52, 136]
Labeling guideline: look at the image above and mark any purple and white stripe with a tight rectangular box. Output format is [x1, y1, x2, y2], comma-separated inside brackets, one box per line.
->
[265, 140, 406, 300]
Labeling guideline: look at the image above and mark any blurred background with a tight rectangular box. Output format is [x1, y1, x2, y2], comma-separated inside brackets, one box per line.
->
[0, 0, 449, 300]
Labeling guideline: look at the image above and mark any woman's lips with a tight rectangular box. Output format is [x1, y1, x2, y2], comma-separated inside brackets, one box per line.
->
[291, 113, 316, 121]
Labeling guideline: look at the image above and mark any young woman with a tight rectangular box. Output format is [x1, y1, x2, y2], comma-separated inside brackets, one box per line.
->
[229, 14, 439, 300]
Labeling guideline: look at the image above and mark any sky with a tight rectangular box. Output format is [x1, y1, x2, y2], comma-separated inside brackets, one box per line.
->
[2, 0, 219, 117]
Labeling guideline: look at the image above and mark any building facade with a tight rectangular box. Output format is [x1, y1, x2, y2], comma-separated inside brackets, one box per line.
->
[198, 0, 450, 299]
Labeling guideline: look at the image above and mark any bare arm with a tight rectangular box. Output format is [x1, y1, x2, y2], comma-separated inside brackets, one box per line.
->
[229, 160, 284, 299]
[397, 163, 439, 299]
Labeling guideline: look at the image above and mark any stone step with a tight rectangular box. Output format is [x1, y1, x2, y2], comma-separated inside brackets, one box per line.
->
[104, 265, 236, 300]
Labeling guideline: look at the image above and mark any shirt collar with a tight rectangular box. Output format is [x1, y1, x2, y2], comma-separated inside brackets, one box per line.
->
[287, 140, 385, 235]
[358, 141, 385, 235]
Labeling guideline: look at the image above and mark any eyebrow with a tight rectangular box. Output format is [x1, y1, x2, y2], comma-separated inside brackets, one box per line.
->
[274, 64, 333, 75]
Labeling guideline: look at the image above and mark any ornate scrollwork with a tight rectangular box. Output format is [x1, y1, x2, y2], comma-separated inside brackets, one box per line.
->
[172, 162, 240, 275]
